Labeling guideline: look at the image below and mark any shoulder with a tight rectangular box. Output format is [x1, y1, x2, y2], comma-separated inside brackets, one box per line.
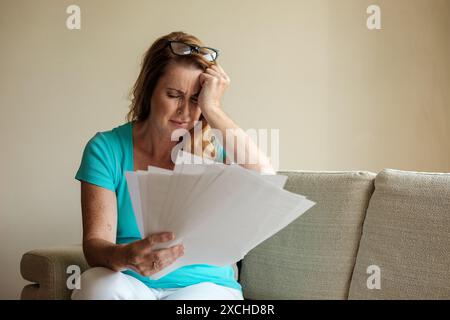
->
[86, 122, 131, 154]
[76, 122, 131, 191]
[80, 122, 132, 173]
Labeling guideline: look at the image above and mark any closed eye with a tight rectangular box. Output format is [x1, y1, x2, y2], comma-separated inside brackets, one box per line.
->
[166, 90, 198, 103]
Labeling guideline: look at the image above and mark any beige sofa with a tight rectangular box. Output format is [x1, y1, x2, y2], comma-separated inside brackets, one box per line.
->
[20, 168, 450, 299]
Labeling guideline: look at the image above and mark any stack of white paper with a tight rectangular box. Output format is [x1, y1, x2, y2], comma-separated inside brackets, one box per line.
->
[125, 151, 316, 279]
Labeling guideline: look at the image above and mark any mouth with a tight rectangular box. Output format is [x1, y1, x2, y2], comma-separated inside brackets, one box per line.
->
[169, 120, 189, 128]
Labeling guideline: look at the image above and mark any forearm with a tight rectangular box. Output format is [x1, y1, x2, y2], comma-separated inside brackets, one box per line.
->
[83, 238, 127, 272]
[202, 107, 275, 173]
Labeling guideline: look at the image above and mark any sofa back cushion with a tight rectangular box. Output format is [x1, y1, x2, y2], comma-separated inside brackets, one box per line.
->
[240, 171, 376, 299]
[348, 169, 450, 299]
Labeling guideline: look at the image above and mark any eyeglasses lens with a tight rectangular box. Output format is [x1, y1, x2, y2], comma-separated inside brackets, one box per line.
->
[170, 42, 217, 62]
[171, 42, 192, 55]
[199, 48, 217, 62]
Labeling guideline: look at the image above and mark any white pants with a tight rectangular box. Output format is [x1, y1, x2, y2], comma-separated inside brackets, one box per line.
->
[71, 267, 244, 300]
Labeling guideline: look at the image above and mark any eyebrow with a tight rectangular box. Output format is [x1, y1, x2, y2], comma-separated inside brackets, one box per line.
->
[167, 87, 200, 96]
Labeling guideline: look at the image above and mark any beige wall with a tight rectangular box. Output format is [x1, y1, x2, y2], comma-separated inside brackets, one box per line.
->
[1, 0, 449, 299]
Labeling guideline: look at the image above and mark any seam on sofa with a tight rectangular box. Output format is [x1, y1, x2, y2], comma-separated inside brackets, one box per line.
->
[278, 170, 377, 175]
[382, 168, 450, 176]
[345, 179, 376, 299]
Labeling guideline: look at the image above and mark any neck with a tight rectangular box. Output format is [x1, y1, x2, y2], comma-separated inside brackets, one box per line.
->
[134, 118, 178, 165]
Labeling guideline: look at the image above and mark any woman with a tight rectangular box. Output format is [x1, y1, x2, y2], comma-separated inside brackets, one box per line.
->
[72, 31, 274, 300]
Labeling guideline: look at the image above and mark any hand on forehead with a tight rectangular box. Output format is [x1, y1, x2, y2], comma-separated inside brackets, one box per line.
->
[162, 61, 203, 96]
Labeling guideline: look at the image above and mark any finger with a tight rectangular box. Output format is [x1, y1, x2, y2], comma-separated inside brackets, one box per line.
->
[210, 64, 228, 79]
[155, 244, 184, 262]
[142, 255, 177, 276]
[206, 66, 229, 83]
[204, 67, 221, 77]
[126, 263, 143, 275]
[210, 64, 224, 74]
[137, 232, 174, 250]
[149, 231, 176, 246]
[151, 245, 184, 269]
[205, 69, 227, 84]
[136, 244, 184, 276]
[199, 72, 216, 86]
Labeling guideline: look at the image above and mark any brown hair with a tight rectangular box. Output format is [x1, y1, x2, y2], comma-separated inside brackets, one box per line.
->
[127, 31, 217, 159]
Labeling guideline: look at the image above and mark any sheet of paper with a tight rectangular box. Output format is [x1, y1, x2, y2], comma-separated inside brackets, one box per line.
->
[125, 151, 316, 279]
[125, 172, 144, 237]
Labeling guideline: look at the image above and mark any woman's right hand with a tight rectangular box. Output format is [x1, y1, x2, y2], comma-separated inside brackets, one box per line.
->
[121, 232, 184, 276]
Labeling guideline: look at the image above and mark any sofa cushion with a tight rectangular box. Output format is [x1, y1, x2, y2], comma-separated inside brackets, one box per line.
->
[348, 169, 450, 299]
[240, 171, 376, 299]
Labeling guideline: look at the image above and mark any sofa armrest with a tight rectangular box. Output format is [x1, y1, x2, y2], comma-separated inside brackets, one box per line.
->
[20, 245, 89, 300]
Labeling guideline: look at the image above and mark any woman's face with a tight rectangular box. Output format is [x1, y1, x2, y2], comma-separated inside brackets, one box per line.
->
[149, 61, 203, 139]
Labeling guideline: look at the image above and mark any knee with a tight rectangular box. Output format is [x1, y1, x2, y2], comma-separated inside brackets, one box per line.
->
[71, 267, 128, 300]
[202, 282, 244, 300]
[178, 282, 244, 300]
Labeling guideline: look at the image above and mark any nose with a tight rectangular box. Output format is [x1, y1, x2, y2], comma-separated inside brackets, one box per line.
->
[177, 98, 190, 118]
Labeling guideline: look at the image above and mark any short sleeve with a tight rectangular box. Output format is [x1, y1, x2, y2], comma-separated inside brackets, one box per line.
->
[75, 132, 117, 191]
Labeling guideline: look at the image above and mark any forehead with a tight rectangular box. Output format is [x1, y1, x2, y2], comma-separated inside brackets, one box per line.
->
[160, 61, 203, 92]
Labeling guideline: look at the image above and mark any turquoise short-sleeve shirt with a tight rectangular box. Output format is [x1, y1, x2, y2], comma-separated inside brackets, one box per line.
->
[75, 122, 240, 291]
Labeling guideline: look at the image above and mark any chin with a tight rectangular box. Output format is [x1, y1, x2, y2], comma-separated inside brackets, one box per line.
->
[168, 126, 187, 140]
